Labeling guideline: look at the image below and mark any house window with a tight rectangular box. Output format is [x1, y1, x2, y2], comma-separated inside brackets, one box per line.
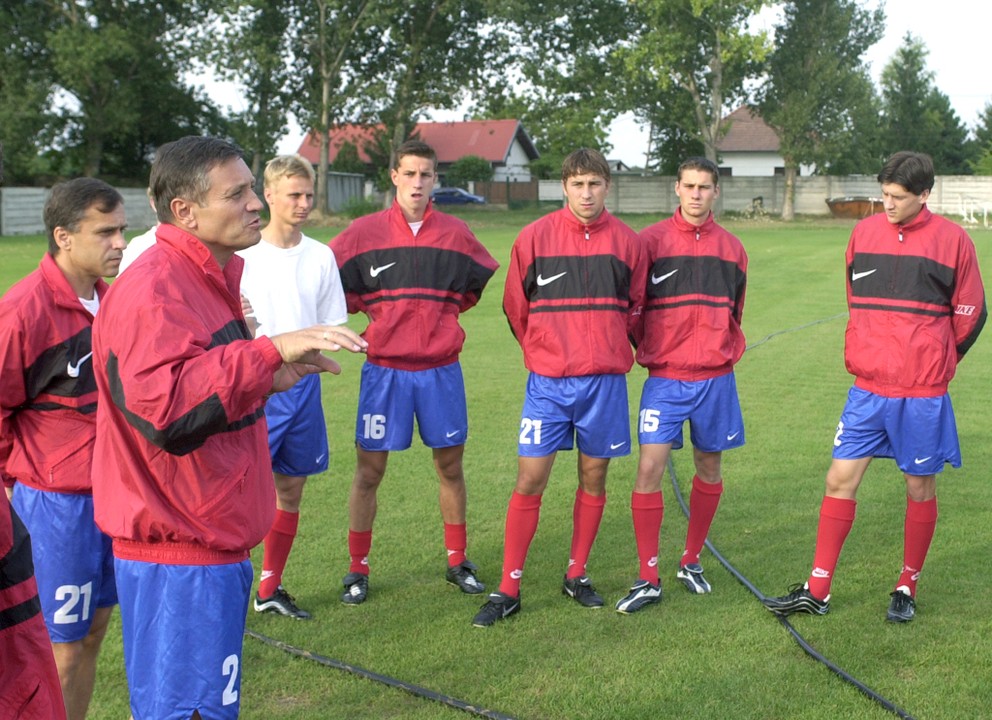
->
[718, 167, 733, 177]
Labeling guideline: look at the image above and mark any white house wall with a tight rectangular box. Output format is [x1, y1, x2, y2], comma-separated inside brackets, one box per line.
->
[493, 140, 534, 182]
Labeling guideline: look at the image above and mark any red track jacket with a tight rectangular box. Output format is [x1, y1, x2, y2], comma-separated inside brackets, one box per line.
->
[634, 209, 748, 381]
[91, 224, 281, 564]
[0, 254, 107, 494]
[845, 207, 986, 397]
[330, 202, 498, 371]
[503, 207, 646, 377]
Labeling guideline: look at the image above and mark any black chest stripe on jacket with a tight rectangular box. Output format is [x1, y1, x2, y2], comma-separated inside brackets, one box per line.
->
[849, 252, 955, 307]
[339, 246, 495, 297]
[0, 506, 43, 630]
[524, 254, 632, 302]
[646, 256, 744, 302]
[24, 325, 96, 403]
[106, 319, 263, 457]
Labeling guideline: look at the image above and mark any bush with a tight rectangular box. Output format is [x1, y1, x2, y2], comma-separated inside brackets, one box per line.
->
[339, 195, 380, 219]
[446, 155, 494, 188]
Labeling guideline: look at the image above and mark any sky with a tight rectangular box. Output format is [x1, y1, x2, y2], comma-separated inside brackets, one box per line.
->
[264, 0, 988, 161]
[606, 0, 990, 165]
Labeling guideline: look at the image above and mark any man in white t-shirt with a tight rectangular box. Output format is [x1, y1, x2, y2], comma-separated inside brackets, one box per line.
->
[238, 155, 348, 618]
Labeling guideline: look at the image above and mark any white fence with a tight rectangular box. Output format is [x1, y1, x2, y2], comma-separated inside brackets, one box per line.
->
[0, 173, 365, 236]
[6, 174, 992, 235]
[539, 174, 992, 224]
[0, 188, 157, 236]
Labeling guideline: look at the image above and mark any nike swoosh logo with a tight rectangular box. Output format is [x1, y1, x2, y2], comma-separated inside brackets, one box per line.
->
[727, 432, 740, 442]
[446, 430, 459, 438]
[851, 269, 877, 281]
[536, 271, 567, 286]
[67, 351, 93, 378]
[610, 441, 626, 450]
[914, 456, 932, 465]
[651, 269, 678, 284]
[370, 262, 396, 278]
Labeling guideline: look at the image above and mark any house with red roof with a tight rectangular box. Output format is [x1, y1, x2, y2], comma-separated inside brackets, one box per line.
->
[715, 106, 813, 177]
[296, 118, 540, 182]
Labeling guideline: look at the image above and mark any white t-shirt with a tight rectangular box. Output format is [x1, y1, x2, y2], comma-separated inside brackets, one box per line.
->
[118, 225, 158, 275]
[237, 234, 348, 337]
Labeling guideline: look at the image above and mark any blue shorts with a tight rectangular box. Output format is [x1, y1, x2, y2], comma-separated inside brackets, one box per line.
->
[518, 373, 631, 458]
[637, 373, 745, 452]
[832, 386, 961, 475]
[115, 558, 253, 720]
[266, 373, 329, 476]
[11, 486, 116, 643]
[355, 361, 468, 451]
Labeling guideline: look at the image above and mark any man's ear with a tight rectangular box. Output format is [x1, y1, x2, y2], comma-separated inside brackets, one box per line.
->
[170, 197, 197, 230]
[53, 226, 72, 252]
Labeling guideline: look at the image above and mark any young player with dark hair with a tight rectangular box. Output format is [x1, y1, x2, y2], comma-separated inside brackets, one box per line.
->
[0, 177, 126, 719]
[473, 148, 646, 627]
[330, 140, 498, 605]
[617, 156, 748, 613]
[240, 154, 348, 620]
[764, 151, 986, 623]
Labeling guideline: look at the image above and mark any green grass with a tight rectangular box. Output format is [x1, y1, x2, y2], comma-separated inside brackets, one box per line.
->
[3, 210, 991, 719]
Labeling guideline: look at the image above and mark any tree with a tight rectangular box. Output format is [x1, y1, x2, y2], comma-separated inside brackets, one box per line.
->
[208, 0, 295, 178]
[478, 1, 632, 171]
[5, 1, 226, 182]
[445, 155, 494, 188]
[344, 1, 508, 208]
[758, 0, 884, 219]
[618, 0, 771, 165]
[0, 1, 55, 184]
[291, 0, 373, 214]
[969, 102, 992, 175]
[880, 34, 970, 175]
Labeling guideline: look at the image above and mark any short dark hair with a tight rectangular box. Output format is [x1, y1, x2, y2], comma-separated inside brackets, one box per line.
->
[44, 178, 124, 256]
[677, 156, 720, 186]
[877, 151, 934, 195]
[394, 140, 437, 171]
[150, 136, 245, 224]
[561, 148, 611, 184]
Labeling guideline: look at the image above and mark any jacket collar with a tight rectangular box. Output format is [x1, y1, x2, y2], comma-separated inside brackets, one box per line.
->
[39, 252, 109, 309]
[671, 207, 715, 234]
[154, 223, 244, 299]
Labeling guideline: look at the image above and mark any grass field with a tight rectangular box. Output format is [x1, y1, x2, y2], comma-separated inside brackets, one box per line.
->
[3, 208, 990, 719]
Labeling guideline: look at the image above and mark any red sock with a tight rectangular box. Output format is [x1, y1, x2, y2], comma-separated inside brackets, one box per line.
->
[348, 529, 373, 575]
[898, 497, 938, 596]
[682, 475, 722, 567]
[259, 509, 299, 598]
[807, 496, 857, 599]
[444, 522, 467, 567]
[631, 491, 664, 585]
[499, 492, 542, 597]
[567, 488, 607, 580]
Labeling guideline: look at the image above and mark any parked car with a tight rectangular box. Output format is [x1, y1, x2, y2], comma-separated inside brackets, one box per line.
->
[431, 187, 485, 205]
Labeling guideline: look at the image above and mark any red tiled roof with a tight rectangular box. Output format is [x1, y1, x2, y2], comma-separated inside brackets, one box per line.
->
[716, 106, 781, 153]
[297, 119, 537, 166]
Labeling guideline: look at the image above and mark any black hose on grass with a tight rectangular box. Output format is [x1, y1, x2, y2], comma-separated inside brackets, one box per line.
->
[244, 629, 518, 720]
[665, 311, 916, 720]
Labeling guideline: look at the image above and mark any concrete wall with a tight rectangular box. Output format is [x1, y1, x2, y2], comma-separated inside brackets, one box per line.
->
[536, 174, 992, 223]
[0, 177, 361, 236]
[7, 174, 992, 235]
